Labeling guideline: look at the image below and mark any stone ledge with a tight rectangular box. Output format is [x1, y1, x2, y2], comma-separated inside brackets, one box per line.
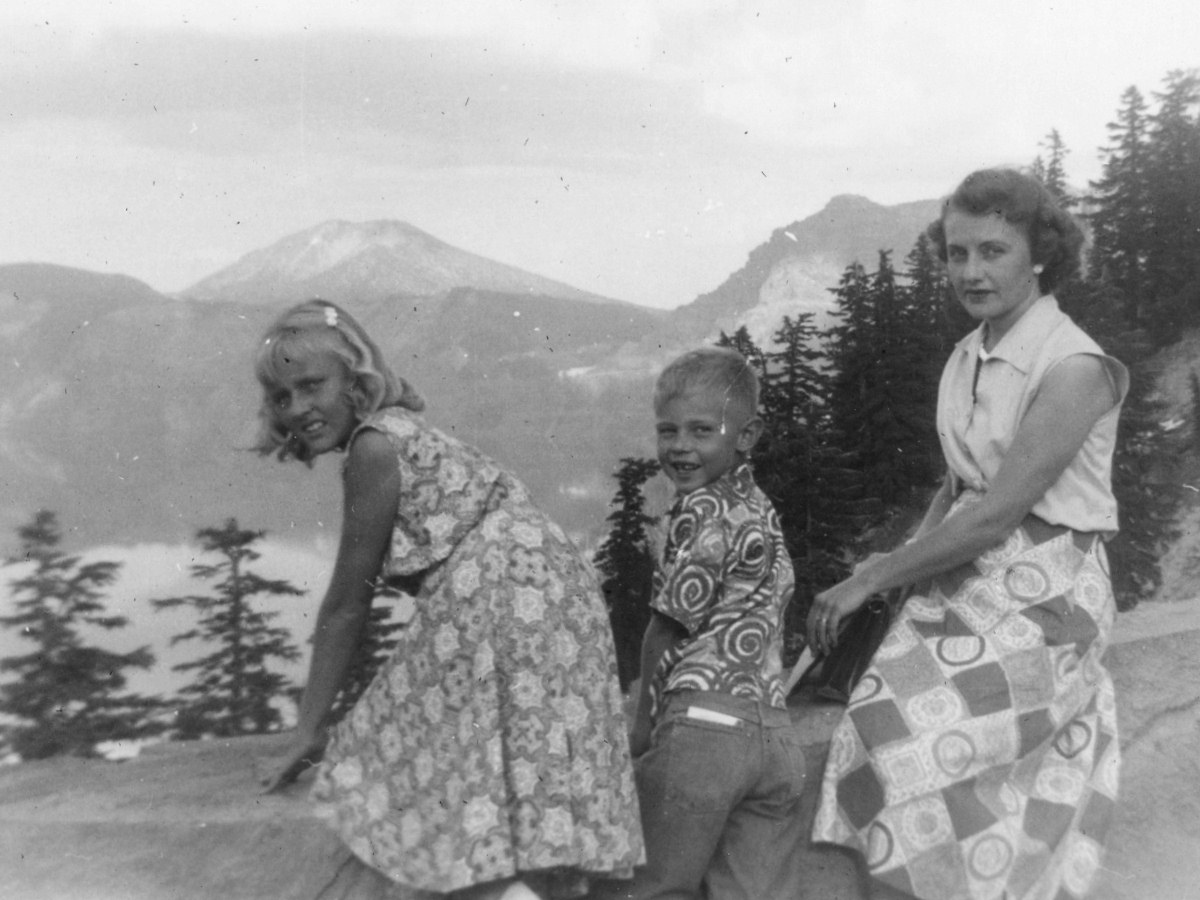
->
[3, 626, 1200, 899]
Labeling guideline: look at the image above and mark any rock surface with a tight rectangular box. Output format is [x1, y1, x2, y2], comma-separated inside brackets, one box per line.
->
[3, 607, 1200, 900]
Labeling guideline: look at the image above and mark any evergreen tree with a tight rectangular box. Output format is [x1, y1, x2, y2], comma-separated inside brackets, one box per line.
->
[594, 457, 661, 690]
[1078, 76, 1196, 604]
[1087, 85, 1152, 312]
[752, 312, 827, 552]
[826, 252, 941, 506]
[1143, 69, 1200, 331]
[1108, 350, 1182, 607]
[758, 313, 826, 429]
[1059, 279, 1182, 609]
[327, 601, 404, 725]
[153, 519, 302, 738]
[900, 232, 967, 478]
[1033, 128, 1074, 208]
[716, 324, 769, 377]
[0, 510, 159, 759]
[774, 400, 879, 658]
[738, 318, 877, 658]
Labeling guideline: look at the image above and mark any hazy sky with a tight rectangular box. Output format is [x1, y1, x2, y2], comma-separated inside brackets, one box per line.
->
[2, 0, 1198, 309]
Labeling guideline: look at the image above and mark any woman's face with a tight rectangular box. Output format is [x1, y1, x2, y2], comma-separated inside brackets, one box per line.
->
[943, 209, 1041, 341]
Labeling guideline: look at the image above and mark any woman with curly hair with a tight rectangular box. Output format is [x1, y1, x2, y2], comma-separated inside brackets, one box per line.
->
[806, 169, 1127, 900]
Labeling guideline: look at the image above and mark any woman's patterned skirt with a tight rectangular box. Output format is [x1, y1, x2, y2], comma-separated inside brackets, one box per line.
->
[813, 503, 1120, 900]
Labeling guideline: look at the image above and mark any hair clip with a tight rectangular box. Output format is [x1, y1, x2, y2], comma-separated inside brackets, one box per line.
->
[324, 307, 338, 327]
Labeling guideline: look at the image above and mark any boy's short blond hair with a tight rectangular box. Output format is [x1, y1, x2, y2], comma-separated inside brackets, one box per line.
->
[654, 346, 759, 417]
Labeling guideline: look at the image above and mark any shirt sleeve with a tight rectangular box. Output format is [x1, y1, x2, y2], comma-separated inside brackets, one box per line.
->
[651, 504, 730, 635]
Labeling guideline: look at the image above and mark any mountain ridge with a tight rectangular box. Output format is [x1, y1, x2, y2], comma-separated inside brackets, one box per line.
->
[182, 218, 636, 309]
[0, 192, 1000, 550]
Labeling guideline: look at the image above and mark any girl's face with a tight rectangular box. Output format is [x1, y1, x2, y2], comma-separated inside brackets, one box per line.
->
[267, 350, 359, 457]
[944, 209, 1041, 341]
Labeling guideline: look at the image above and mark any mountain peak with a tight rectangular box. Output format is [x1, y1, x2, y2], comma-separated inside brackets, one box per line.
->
[821, 194, 881, 212]
[181, 220, 621, 307]
[257, 219, 450, 281]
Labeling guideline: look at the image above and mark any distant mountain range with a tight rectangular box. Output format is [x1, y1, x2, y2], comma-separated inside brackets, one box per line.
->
[0, 194, 943, 550]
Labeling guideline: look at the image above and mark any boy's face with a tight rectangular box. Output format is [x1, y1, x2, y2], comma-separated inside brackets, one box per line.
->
[655, 387, 761, 494]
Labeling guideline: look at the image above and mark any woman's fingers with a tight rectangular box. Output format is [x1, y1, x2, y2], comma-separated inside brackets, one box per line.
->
[807, 602, 838, 655]
[825, 612, 839, 649]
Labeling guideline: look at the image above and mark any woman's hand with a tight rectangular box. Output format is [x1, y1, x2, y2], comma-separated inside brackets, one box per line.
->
[261, 728, 328, 794]
[807, 575, 876, 657]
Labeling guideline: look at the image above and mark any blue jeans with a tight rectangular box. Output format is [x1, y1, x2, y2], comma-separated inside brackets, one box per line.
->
[596, 690, 808, 899]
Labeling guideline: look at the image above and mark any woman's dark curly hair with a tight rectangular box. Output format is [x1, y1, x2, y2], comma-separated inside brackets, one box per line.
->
[925, 168, 1085, 294]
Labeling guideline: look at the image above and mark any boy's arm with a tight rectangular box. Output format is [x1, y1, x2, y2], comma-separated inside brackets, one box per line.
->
[629, 610, 688, 758]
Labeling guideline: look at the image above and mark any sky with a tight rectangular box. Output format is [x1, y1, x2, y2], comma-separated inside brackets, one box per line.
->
[2, 1, 1198, 310]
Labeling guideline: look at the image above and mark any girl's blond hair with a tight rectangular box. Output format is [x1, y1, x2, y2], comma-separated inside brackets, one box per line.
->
[253, 299, 424, 463]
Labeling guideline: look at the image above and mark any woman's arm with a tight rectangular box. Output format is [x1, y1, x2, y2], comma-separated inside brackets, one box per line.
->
[263, 428, 400, 791]
[911, 470, 956, 542]
[809, 354, 1118, 654]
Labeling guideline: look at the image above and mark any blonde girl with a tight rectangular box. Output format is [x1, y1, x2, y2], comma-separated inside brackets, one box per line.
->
[256, 300, 643, 900]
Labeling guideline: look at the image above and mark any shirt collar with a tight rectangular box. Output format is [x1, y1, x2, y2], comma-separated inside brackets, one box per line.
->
[959, 294, 1064, 375]
[673, 461, 755, 509]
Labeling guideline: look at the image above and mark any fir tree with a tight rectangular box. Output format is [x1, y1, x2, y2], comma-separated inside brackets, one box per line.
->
[0, 510, 159, 759]
[1059, 278, 1182, 610]
[327, 600, 404, 725]
[758, 313, 826, 429]
[1033, 128, 1074, 209]
[594, 457, 661, 690]
[826, 252, 941, 506]
[1087, 85, 1152, 312]
[1109, 354, 1182, 607]
[736, 319, 878, 657]
[1143, 69, 1200, 332]
[153, 519, 302, 738]
[900, 232, 966, 479]
[776, 400, 880, 658]
[716, 324, 769, 376]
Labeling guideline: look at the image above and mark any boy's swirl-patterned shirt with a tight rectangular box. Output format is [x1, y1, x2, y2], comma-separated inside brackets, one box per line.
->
[649, 462, 794, 720]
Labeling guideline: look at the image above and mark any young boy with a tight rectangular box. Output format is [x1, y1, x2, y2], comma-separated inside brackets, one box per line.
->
[601, 346, 806, 899]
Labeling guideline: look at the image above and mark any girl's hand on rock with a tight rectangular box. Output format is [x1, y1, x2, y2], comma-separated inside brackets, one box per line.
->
[261, 730, 327, 794]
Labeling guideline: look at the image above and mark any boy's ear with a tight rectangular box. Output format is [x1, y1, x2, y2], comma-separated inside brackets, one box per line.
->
[736, 416, 764, 453]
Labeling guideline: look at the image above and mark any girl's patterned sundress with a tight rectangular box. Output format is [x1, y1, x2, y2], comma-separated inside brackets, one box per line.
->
[311, 408, 644, 896]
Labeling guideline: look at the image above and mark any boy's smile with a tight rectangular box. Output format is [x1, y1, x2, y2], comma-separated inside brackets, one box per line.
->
[655, 388, 760, 494]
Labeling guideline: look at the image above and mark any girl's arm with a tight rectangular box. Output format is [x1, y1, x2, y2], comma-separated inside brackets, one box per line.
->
[809, 354, 1117, 654]
[263, 428, 400, 791]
